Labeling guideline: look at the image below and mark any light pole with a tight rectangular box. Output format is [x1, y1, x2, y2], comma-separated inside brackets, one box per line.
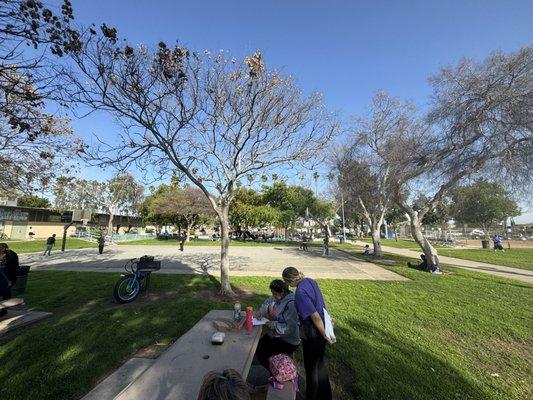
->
[341, 191, 346, 242]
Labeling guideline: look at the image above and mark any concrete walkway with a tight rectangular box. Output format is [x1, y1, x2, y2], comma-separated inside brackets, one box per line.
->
[20, 244, 407, 281]
[354, 241, 533, 283]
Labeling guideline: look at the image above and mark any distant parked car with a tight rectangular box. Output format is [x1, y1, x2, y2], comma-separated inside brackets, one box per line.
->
[469, 229, 485, 238]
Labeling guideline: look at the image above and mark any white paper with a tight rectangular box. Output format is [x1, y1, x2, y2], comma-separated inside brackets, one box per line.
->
[323, 308, 336, 341]
[253, 317, 269, 326]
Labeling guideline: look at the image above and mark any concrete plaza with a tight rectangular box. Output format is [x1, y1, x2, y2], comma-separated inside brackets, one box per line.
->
[20, 244, 407, 281]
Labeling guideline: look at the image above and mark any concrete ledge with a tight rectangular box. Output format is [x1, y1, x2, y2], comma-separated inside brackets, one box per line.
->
[82, 358, 155, 400]
[0, 310, 52, 336]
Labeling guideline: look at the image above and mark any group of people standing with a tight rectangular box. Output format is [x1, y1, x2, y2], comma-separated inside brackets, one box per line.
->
[198, 266, 334, 400]
[299, 233, 330, 256]
[255, 266, 334, 400]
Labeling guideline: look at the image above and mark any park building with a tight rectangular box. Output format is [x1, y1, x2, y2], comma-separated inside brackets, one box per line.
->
[0, 203, 143, 240]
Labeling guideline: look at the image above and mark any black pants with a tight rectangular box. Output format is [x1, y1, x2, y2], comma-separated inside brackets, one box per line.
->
[98, 245, 104, 254]
[256, 334, 299, 370]
[302, 330, 332, 400]
[0, 271, 12, 301]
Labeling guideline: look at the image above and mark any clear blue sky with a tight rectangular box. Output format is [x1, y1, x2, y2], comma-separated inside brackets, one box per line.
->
[61, 0, 533, 221]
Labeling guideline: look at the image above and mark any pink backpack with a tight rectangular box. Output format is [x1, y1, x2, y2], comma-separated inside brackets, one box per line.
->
[268, 353, 299, 392]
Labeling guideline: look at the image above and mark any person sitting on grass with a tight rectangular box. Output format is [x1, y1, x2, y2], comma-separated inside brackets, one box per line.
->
[407, 254, 442, 274]
[363, 244, 372, 255]
[197, 368, 249, 400]
[254, 279, 300, 370]
[492, 234, 504, 251]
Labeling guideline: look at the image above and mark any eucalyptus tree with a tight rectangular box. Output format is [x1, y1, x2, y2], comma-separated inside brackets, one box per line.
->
[335, 93, 408, 256]
[360, 47, 532, 268]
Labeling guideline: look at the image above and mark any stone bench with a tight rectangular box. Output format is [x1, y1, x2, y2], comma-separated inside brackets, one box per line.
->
[0, 298, 51, 336]
[0, 298, 24, 312]
[114, 310, 262, 400]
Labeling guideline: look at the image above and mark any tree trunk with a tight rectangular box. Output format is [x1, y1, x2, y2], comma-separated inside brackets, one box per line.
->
[371, 223, 383, 257]
[218, 207, 234, 295]
[410, 212, 439, 269]
[107, 212, 114, 237]
[186, 222, 193, 242]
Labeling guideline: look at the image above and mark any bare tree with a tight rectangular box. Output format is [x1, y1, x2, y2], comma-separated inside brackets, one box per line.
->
[335, 93, 409, 256]
[1, 0, 81, 194]
[60, 29, 338, 294]
[366, 47, 532, 268]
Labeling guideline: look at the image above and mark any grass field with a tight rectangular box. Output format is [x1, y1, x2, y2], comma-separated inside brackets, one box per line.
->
[437, 248, 533, 271]
[1, 263, 531, 400]
[3, 238, 96, 254]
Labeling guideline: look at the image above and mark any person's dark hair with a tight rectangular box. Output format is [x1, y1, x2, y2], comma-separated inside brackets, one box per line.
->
[269, 279, 289, 295]
[197, 368, 249, 400]
[0, 242, 8, 250]
[282, 266, 304, 284]
[420, 254, 426, 260]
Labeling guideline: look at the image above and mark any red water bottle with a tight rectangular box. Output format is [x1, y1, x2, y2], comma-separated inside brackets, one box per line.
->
[245, 306, 253, 332]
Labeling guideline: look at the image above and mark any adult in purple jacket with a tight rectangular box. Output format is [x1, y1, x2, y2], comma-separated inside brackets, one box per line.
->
[282, 266, 334, 400]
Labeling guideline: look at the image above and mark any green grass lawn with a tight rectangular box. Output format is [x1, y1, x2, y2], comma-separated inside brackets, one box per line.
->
[117, 238, 304, 247]
[1, 265, 531, 400]
[4, 238, 96, 254]
[437, 248, 533, 271]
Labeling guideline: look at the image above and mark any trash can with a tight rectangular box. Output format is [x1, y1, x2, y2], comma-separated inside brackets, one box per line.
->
[481, 240, 489, 249]
[13, 265, 30, 294]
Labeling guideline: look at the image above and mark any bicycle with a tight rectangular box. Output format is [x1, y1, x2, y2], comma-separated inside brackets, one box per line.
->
[113, 255, 161, 304]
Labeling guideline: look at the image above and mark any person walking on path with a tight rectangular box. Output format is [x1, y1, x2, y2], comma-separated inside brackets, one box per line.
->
[179, 231, 187, 252]
[322, 234, 329, 256]
[98, 234, 106, 254]
[302, 233, 309, 251]
[44, 234, 56, 256]
[282, 267, 334, 400]
[0, 243, 19, 316]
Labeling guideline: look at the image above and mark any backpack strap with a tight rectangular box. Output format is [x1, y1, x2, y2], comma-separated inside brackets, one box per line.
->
[279, 299, 294, 323]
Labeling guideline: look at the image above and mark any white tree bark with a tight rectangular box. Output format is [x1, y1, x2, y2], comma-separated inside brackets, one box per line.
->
[359, 196, 384, 256]
[409, 212, 439, 268]
[217, 206, 232, 295]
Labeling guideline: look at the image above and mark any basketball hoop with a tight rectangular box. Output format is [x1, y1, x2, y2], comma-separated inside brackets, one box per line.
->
[81, 219, 89, 227]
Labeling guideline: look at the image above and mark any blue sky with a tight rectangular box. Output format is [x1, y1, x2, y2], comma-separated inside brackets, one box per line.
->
[60, 0, 533, 221]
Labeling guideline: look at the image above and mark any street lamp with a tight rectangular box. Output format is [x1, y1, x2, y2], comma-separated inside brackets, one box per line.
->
[341, 191, 346, 242]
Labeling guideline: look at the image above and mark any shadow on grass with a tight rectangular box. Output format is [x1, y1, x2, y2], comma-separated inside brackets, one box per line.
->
[0, 271, 263, 400]
[331, 320, 492, 400]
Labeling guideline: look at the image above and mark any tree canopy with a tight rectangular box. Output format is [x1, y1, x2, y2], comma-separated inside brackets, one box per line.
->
[0, 0, 82, 194]
[17, 193, 51, 208]
[143, 184, 214, 235]
[450, 180, 520, 234]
